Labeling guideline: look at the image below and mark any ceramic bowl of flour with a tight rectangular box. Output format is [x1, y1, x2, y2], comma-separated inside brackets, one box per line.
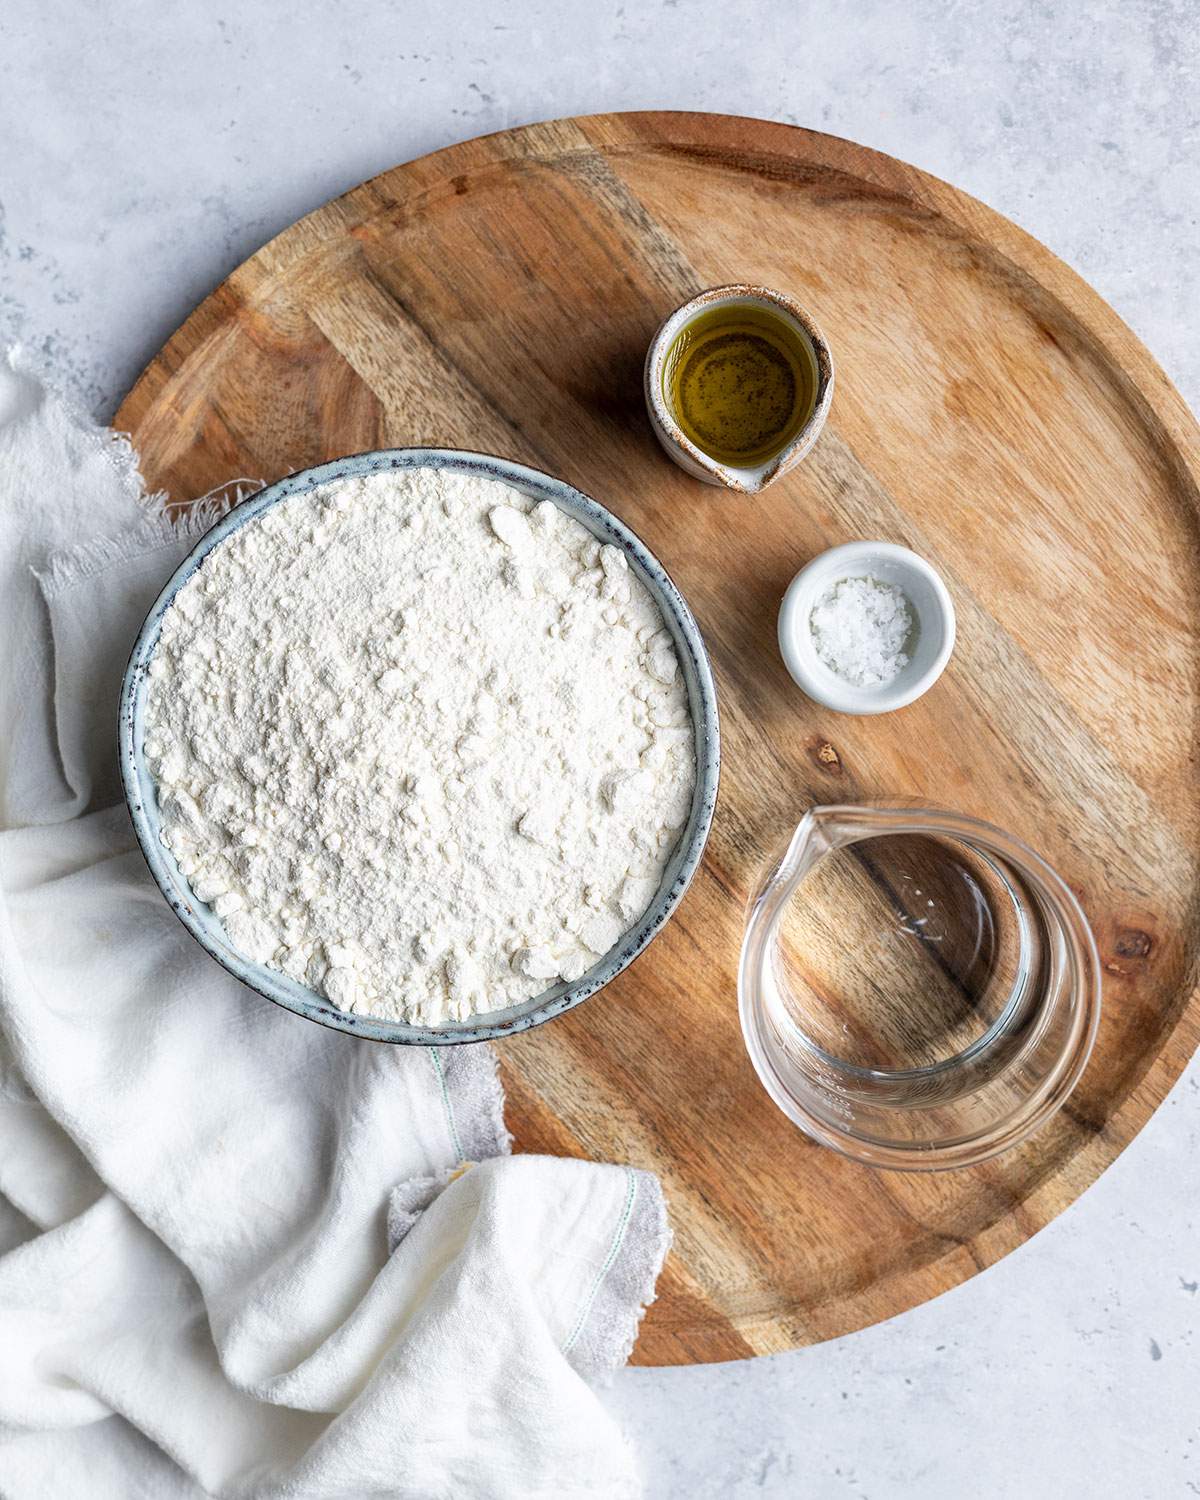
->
[119, 449, 720, 1046]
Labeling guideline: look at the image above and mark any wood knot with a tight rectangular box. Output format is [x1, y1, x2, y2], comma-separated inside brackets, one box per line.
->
[1104, 926, 1154, 977]
[1113, 928, 1152, 959]
[809, 739, 843, 773]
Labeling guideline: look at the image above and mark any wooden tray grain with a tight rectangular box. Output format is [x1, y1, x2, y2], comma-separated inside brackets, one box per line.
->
[116, 112, 1200, 1366]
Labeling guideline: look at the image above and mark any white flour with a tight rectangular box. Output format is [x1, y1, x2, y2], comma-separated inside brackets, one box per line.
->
[143, 467, 696, 1025]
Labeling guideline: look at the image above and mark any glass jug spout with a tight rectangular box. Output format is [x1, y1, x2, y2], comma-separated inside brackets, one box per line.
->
[757, 802, 1010, 919]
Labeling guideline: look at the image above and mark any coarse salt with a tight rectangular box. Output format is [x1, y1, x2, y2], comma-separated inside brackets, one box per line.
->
[810, 575, 912, 687]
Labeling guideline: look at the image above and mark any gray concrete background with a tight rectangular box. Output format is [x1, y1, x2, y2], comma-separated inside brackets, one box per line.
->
[2, 1, 1197, 1494]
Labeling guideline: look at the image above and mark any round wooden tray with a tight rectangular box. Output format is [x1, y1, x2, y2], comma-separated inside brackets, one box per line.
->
[117, 112, 1200, 1367]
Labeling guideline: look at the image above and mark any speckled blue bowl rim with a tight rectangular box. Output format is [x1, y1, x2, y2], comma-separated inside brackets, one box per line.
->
[119, 448, 721, 1046]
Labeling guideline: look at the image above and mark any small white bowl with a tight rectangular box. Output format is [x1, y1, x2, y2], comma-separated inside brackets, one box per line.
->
[777, 541, 955, 715]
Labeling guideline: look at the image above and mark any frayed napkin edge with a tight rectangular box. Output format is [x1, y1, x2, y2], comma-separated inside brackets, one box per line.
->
[37, 475, 265, 602]
[566, 1168, 672, 1386]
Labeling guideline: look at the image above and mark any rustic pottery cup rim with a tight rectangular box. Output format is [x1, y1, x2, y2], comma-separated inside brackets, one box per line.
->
[643, 283, 835, 493]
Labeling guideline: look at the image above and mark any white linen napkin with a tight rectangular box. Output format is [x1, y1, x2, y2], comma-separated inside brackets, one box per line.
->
[0, 348, 669, 1499]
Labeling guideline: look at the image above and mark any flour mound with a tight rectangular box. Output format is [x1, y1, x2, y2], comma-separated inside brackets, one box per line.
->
[143, 467, 696, 1025]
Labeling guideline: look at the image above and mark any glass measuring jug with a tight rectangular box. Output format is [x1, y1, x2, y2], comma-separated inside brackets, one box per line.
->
[738, 804, 1101, 1170]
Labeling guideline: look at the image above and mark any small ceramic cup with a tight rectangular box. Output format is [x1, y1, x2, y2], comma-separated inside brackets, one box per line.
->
[777, 541, 956, 715]
[644, 284, 834, 493]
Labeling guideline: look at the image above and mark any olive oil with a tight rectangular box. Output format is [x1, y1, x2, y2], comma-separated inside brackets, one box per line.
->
[663, 304, 817, 467]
